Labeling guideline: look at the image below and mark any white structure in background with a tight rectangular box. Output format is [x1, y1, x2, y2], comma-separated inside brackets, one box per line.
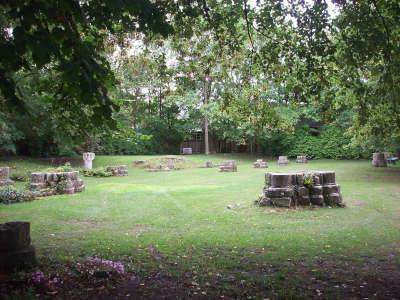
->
[83, 152, 95, 170]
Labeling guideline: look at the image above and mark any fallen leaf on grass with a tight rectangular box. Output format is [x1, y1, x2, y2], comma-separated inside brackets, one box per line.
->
[147, 245, 161, 260]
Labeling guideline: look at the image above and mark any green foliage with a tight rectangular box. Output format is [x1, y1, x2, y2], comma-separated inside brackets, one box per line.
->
[0, 112, 23, 154]
[1, 155, 400, 298]
[44, 162, 74, 173]
[0, 0, 173, 122]
[303, 175, 313, 188]
[287, 125, 366, 159]
[55, 179, 68, 194]
[9, 170, 30, 182]
[1, 1, 398, 157]
[0, 186, 35, 204]
[81, 167, 113, 178]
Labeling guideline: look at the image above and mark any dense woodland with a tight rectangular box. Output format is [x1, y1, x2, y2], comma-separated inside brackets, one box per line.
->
[1, 0, 399, 158]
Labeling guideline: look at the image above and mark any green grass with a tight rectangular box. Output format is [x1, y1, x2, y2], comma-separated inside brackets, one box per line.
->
[1, 155, 400, 297]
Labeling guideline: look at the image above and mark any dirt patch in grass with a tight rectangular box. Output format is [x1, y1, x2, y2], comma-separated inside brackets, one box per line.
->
[3, 249, 399, 299]
[351, 199, 366, 207]
[63, 218, 102, 228]
[126, 224, 153, 237]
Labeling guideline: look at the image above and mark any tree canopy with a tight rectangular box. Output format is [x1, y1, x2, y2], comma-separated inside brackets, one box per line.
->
[1, 0, 399, 156]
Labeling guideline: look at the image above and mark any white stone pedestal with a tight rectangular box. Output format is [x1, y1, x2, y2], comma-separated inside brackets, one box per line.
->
[83, 152, 95, 169]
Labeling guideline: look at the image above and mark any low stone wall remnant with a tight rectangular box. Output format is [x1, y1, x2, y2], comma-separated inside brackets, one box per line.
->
[257, 171, 344, 208]
[133, 160, 147, 166]
[0, 222, 36, 271]
[219, 160, 237, 172]
[106, 165, 128, 176]
[296, 156, 308, 163]
[30, 171, 84, 197]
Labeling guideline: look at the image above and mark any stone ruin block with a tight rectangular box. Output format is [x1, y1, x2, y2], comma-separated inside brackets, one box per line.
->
[296, 155, 308, 163]
[206, 161, 214, 168]
[0, 222, 36, 271]
[133, 160, 147, 166]
[0, 167, 14, 187]
[147, 165, 175, 172]
[182, 148, 193, 155]
[219, 160, 237, 172]
[277, 156, 289, 165]
[253, 159, 268, 168]
[258, 171, 344, 208]
[107, 165, 128, 176]
[30, 171, 84, 197]
[372, 152, 387, 167]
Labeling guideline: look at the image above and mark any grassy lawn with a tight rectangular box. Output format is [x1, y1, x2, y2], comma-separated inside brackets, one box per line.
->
[1, 155, 400, 298]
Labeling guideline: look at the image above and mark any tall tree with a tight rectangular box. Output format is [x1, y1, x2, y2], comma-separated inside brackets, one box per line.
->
[0, 0, 172, 126]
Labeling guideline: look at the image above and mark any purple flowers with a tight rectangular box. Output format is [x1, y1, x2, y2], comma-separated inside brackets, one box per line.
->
[32, 270, 45, 284]
[77, 256, 125, 276]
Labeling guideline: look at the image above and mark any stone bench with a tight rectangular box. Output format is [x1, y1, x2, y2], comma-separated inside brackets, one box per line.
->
[383, 152, 398, 165]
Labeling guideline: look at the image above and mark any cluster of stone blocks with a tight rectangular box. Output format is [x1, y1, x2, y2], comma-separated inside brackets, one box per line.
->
[372, 152, 387, 167]
[0, 222, 36, 271]
[219, 160, 237, 172]
[277, 156, 289, 165]
[258, 171, 344, 208]
[253, 159, 268, 168]
[0, 167, 14, 187]
[106, 165, 128, 176]
[30, 171, 84, 196]
[296, 156, 308, 163]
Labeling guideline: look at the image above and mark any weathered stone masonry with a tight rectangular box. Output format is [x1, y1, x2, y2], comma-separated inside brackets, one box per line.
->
[30, 171, 84, 196]
[258, 171, 344, 208]
[106, 165, 128, 176]
[0, 167, 14, 187]
[0, 222, 36, 271]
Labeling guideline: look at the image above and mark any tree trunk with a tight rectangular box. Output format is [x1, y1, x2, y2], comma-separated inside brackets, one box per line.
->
[204, 117, 210, 155]
[203, 78, 211, 155]
[159, 88, 162, 117]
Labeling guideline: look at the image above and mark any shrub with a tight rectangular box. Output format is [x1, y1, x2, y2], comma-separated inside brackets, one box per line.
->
[81, 167, 113, 177]
[0, 186, 35, 204]
[287, 125, 367, 159]
[10, 170, 30, 182]
[54, 162, 74, 172]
